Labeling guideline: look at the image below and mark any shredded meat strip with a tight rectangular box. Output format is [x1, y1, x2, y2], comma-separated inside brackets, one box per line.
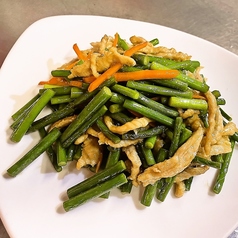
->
[76, 135, 103, 170]
[137, 127, 204, 186]
[122, 145, 142, 186]
[129, 36, 191, 61]
[48, 115, 77, 131]
[104, 115, 153, 135]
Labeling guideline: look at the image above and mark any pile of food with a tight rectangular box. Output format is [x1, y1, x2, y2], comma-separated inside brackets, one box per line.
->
[7, 33, 238, 211]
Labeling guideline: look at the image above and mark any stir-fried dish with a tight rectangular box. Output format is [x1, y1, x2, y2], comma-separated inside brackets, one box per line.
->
[7, 33, 238, 211]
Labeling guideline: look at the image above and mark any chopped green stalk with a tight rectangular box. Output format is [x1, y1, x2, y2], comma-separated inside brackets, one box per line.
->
[11, 94, 40, 121]
[136, 143, 149, 169]
[38, 128, 62, 172]
[51, 69, 71, 77]
[220, 108, 232, 121]
[73, 145, 82, 161]
[118, 34, 129, 50]
[28, 77, 116, 133]
[7, 128, 61, 177]
[122, 125, 165, 140]
[109, 112, 133, 124]
[109, 104, 124, 113]
[178, 127, 192, 146]
[67, 160, 126, 199]
[127, 81, 193, 99]
[217, 98, 226, 105]
[111, 84, 140, 100]
[61, 86, 112, 143]
[153, 78, 188, 91]
[133, 54, 150, 65]
[145, 135, 157, 149]
[157, 176, 176, 202]
[28, 104, 75, 133]
[66, 144, 76, 161]
[168, 60, 200, 72]
[56, 140, 67, 166]
[141, 181, 158, 206]
[169, 96, 208, 110]
[101, 147, 121, 198]
[169, 117, 183, 157]
[63, 173, 127, 211]
[149, 38, 159, 46]
[199, 110, 209, 128]
[70, 87, 84, 98]
[10, 112, 27, 130]
[165, 129, 173, 141]
[150, 61, 209, 93]
[39, 86, 72, 96]
[123, 99, 174, 127]
[110, 92, 127, 104]
[119, 179, 133, 194]
[51, 95, 72, 104]
[211, 90, 221, 98]
[96, 118, 121, 144]
[11, 89, 56, 142]
[212, 154, 224, 163]
[145, 54, 200, 72]
[141, 143, 156, 166]
[161, 96, 169, 104]
[155, 148, 168, 163]
[192, 156, 221, 169]
[62, 105, 108, 148]
[43, 84, 61, 89]
[136, 92, 179, 118]
[213, 138, 235, 194]
[184, 177, 193, 191]
[105, 147, 121, 167]
[133, 54, 174, 67]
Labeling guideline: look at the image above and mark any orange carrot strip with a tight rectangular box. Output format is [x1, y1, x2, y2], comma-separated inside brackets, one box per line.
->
[87, 41, 148, 92]
[38, 77, 65, 85]
[87, 63, 122, 92]
[83, 75, 96, 83]
[73, 43, 87, 61]
[69, 80, 83, 88]
[112, 33, 119, 47]
[124, 41, 148, 56]
[39, 77, 82, 88]
[114, 69, 179, 82]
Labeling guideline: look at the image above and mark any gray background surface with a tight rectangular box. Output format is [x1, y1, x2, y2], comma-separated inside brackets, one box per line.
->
[0, 0, 237, 237]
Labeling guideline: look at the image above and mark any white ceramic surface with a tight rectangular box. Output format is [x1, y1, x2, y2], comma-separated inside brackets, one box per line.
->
[0, 15, 238, 238]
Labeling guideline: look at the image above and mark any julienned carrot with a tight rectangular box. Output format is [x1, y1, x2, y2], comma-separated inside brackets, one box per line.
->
[88, 63, 122, 92]
[73, 43, 88, 61]
[114, 70, 179, 82]
[112, 33, 119, 47]
[124, 41, 148, 56]
[87, 42, 148, 92]
[84, 69, 179, 84]
[39, 77, 65, 86]
[39, 77, 83, 88]
[69, 81, 83, 88]
[83, 75, 96, 83]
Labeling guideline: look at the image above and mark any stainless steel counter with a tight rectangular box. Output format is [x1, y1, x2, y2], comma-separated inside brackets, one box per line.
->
[0, 0, 237, 237]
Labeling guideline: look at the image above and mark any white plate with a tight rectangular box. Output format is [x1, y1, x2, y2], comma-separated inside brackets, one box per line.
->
[0, 15, 238, 238]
